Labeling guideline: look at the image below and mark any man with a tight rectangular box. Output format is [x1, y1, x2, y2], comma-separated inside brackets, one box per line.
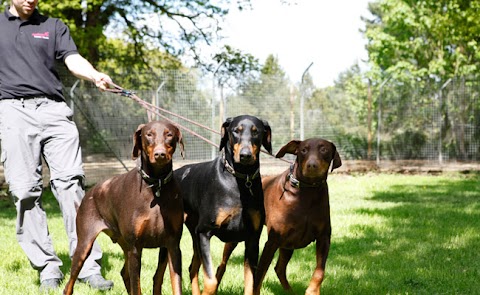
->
[0, 0, 114, 292]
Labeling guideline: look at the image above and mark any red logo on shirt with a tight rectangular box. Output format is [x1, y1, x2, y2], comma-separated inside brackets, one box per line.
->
[32, 32, 49, 39]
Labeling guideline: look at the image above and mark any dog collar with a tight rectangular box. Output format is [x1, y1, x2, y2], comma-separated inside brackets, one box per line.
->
[287, 165, 325, 188]
[138, 168, 173, 198]
[222, 151, 260, 196]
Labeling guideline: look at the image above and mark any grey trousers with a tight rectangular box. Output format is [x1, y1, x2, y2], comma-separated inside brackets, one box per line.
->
[0, 98, 103, 282]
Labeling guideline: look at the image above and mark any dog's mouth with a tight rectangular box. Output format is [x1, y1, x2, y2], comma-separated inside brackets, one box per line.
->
[237, 154, 257, 165]
[233, 144, 258, 165]
[300, 161, 329, 179]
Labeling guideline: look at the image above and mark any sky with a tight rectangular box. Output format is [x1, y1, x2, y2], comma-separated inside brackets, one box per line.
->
[220, 0, 372, 87]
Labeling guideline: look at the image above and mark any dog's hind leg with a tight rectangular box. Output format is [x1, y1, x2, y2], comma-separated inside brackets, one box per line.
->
[274, 248, 294, 292]
[198, 233, 218, 295]
[253, 238, 279, 295]
[189, 236, 202, 295]
[215, 242, 238, 288]
[63, 219, 105, 295]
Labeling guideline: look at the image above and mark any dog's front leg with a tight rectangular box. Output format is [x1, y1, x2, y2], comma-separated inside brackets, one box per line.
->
[198, 232, 218, 295]
[153, 247, 168, 295]
[167, 245, 183, 295]
[305, 236, 330, 295]
[127, 247, 143, 295]
[244, 235, 260, 295]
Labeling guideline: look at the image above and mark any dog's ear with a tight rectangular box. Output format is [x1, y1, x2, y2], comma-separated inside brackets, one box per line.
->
[132, 124, 145, 160]
[262, 120, 273, 154]
[176, 127, 186, 159]
[275, 140, 300, 158]
[330, 142, 342, 172]
[219, 117, 233, 151]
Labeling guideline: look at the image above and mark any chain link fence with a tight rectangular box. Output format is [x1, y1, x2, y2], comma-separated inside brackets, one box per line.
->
[1, 70, 479, 187]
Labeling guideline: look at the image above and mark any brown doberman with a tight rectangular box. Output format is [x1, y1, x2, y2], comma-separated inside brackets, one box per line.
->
[254, 138, 341, 295]
[174, 115, 272, 295]
[63, 120, 185, 295]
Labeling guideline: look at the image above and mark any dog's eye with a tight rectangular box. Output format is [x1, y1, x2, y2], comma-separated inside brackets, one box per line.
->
[320, 146, 327, 154]
[301, 148, 308, 154]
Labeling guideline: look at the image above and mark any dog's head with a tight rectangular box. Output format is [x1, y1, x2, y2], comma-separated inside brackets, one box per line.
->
[132, 120, 185, 166]
[219, 115, 272, 165]
[276, 138, 341, 180]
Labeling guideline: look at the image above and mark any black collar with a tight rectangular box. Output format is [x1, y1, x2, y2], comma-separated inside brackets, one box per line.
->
[287, 165, 325, 188]
[138, 165, 173, 198]
[222, 151, 260, 196]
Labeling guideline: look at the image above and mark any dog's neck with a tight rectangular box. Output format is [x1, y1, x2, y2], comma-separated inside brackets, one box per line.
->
[288, 163, 326, 188]
[137, 157, 173, 180]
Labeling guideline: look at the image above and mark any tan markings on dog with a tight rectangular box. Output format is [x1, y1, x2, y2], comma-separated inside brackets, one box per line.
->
[146, 145, 155, 162]
[251, 144, 258, 161]
[244, 260, 254, 295]
[248, 209, 261, 231]
[202, 275, 218, 295]
[233, 143, 241, 162]
[215, 207, 241, 227]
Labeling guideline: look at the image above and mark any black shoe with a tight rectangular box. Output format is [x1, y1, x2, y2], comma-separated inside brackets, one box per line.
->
[39, 278, 61, 292]
[79, 274, 114, 291]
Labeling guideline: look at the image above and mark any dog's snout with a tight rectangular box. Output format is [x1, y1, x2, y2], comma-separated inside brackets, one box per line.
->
[306, 160, 318, 170]
[154, 149, 167, 159]
[240, 150, 253, 161]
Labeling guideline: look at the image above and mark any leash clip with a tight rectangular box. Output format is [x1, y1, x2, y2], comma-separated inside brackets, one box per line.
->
[245, 176, 254, 196]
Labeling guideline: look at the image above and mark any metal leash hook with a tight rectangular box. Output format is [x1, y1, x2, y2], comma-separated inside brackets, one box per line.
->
[245, 175, 253, 196]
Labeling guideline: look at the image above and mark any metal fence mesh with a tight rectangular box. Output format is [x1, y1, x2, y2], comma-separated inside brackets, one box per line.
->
[1, 69, 479, 186]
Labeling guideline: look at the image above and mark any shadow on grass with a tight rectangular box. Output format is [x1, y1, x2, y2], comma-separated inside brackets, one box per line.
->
[2, 174, 479, 294]
[223, 174, 480, 294]
[325, 174, 480, 294]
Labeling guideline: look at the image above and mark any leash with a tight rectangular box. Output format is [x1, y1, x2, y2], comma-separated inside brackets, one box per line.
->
[105, 82, 220, 148]
[103, 81, 290, 163]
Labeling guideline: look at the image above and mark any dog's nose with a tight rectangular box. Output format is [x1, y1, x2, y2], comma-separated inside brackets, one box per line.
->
[240, 149, 252, 161]
[154, 150, 167, 159]
[306, 160, 318, 170]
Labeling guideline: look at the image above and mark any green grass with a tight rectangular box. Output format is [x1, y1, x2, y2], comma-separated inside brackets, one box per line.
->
[0, 172, 479, 294]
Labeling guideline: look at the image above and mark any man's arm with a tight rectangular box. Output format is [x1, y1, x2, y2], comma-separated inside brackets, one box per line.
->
[64, 53, 112, 90]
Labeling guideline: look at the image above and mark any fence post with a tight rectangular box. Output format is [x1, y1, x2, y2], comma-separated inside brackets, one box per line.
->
[376, 77, 390, 166]
[212, 61, 224, 160]
[69, 79, 80, 113]
[437, 78, 452, 165]
[300, 62, 313, 140]
[155, 81, 166, 121]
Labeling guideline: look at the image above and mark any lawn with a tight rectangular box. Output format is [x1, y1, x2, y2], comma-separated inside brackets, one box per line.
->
[0, 172, 479, 294]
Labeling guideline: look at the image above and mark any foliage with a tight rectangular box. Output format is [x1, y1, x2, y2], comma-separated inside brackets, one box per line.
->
[231, 54, 293, 145]
[0, 0, 258, 83]
[211, 45, 260, 89]
[363, 0, 480, 82]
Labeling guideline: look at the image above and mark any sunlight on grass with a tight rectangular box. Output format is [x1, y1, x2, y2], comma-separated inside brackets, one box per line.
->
[0, 172, 479, 294]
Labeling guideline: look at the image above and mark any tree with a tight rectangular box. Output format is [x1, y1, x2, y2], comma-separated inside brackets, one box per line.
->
[363, 0, 480, 82]
[0, 0, 252, 69]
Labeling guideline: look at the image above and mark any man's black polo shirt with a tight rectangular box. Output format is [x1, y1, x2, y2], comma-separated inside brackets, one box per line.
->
[0, 8, 78, 100]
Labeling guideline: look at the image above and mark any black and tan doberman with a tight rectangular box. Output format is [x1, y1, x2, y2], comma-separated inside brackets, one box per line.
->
[174, 115, 272, 295]
[63, 120, 185, 295]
